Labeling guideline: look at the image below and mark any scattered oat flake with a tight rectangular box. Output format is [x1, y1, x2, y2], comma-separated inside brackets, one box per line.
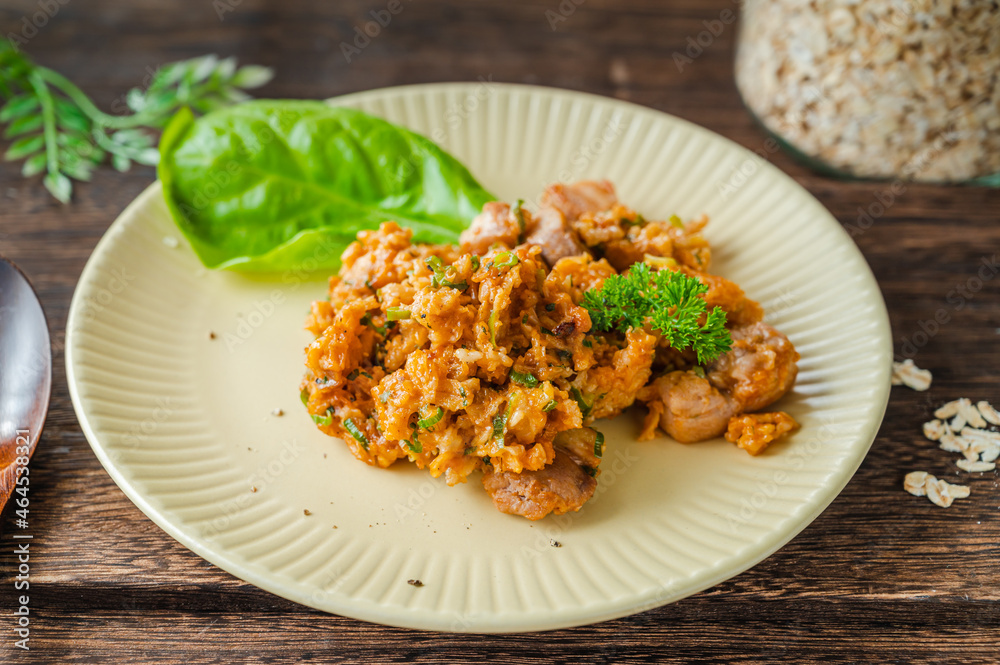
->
[272, 408, 284, 417]
[550, 539, 562, 548]
[209, 331, 217, 340]
[922, 420, 946, 441]
[977, 401, 1000, 426]
[903, 471, 930, 497]
[934, 400, 962, 420]
[303, 509, 312, 516]
[891, 360, 932, 391]
[162, 236, 179, 248]
[956, 459, 996, 473]
[407, 579, 423, 587]
[904, 471, 970, 508]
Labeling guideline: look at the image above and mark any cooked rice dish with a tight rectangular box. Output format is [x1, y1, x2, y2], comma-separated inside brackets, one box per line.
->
[301, 181, 799, 520]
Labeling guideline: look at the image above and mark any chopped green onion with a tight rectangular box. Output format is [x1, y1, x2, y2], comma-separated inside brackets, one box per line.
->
[493, 252, 519, 269]
[488, 310, 499, 347]
[635, 213, 646, 225]
[379, 389, 390, 404]
[425, 256, 467, 290]
[300, 388, 310, 406]
[582, 339, 593, 348]
[417, 406, 444, 430]
[669, 214, 684, 229]
[512, 199, 526, 231]
[545, 303, 556, 312]
[386, 307, 411, 321]
[510, 370, 538, 388]
[361, 312, 388, 336]
[570, 386, 593, 419]
[644, 254, 678, 270]
[541, 327, 555, 336]
[344, 417, 370, 450]
[311, 408, 333, 427]
[556, 349, 572, 362]
[593, 429, 605, 458]
[347, 369, 359, 380]
[691, 365, 706, 379]
[543, 400, 558, 412]
[470, 256, 480, 271]
[406, 431, 422, 454]
[492, 411, 508, 442]
[464, 446, 476, 455]
[583, 465, 597, 477]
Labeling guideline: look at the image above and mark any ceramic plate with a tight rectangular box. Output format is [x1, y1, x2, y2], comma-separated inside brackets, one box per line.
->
[66, 83, 891, 632]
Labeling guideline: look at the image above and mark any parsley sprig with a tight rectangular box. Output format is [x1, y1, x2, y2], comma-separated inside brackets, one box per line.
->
[0, 39, 272, 202]
[581, 262, 732, 364]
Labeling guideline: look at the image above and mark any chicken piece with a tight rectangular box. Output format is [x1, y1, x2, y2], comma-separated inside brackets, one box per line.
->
[707, 322, 798, 412]
[725, 411, 799, 455]
[523, 206, 586, 266]
[650, 370, 738, 443]
[482, 444, 597, 520]
[644, 322, 798, 443]
[459, 202, 522, 254]
[540, 180, 618, 222]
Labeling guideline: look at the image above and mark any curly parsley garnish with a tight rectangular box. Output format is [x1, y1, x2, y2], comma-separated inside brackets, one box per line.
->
[581, 262, 732, 365]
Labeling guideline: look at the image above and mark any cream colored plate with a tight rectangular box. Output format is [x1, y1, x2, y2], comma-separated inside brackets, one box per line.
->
[66, 83, 891, 632]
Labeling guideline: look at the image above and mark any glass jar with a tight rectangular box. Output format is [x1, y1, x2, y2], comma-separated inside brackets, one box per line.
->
[735, 0, 1000, 184]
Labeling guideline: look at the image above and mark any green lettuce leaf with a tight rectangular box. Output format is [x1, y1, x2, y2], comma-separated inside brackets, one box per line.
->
[158, 100, 495, 272]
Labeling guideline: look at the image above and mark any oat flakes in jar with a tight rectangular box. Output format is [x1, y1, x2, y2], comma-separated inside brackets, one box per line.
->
[735, 0, 1000, 183]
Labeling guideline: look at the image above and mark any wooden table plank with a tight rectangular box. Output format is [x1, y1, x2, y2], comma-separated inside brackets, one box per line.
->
[1, 0, 998, 661]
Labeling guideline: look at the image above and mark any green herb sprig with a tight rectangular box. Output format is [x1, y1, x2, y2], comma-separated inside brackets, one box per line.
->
[0, 39, 272, 202]
[581, 262, 732, 365]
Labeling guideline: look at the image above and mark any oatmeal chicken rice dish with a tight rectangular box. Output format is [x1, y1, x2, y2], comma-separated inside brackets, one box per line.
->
[301, 181, 800, 520]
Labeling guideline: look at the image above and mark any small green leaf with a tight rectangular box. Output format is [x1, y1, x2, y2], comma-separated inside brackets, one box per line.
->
[112, 153, 131, 172]
[189, 54, 220, 84]
[231, 64, 274, 89]
[5, 134, 44, 160]
[133, 147, 160, 166]
[3, 114, 42, 138]
[60, 159, 93, 182]
[21, 152, 46, 177]
[215, 56, 237, 81]
[125, 88, 147, 113]
[43, 171, 72, 204]
[0, 94, 40, 122]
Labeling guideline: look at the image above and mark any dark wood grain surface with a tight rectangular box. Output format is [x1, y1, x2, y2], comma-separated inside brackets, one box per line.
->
[1, 0, 999, 662]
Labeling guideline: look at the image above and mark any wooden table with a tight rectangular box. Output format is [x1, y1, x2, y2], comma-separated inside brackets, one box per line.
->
[2, 0, 998, 661]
